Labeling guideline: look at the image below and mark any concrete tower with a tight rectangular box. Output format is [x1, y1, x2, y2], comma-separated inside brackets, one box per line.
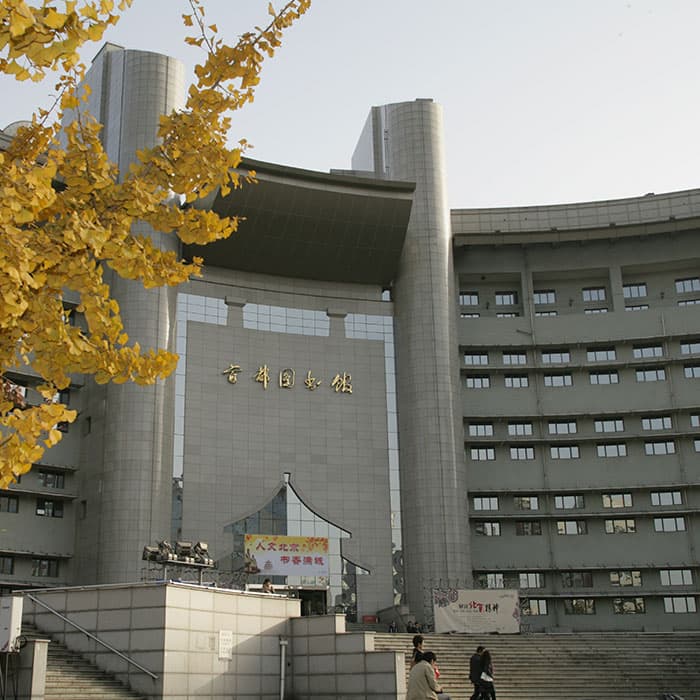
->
[352, 100, 472, 620]
[70, 45, 185, 583]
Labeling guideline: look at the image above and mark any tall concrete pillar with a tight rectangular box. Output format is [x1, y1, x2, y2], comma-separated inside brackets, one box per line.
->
[353, 100, 471, 621]
[71, 46, 185, 583]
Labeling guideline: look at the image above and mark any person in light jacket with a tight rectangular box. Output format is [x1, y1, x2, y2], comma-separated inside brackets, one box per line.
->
[407, 651, 443, 700]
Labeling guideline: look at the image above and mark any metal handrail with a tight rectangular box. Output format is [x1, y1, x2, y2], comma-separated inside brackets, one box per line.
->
[24, 593, 158, 680]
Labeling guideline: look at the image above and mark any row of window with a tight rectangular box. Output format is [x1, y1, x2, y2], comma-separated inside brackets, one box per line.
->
[466, 366, 700, 388]
[465, 341, 700, 366]
[0, 556, 59, 577]
[461, 301, 700, 317]
[474, 517, 687, 536]
[0, 497, 65, 517]
[459, 278, 700, 308]
[470, 440, 691, 460]
[473, 491, 682, 512]
[470, 415, 697, 437]
[520, 596, 697, 616]
[476, 568, 693, 590]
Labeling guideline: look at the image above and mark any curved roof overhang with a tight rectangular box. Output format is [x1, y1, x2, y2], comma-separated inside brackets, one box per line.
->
[186, 158, 415, 286]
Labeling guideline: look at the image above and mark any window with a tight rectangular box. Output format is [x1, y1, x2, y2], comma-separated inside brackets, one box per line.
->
[623, 283, 647, 299]
[470, 447, 496, 461]
[464, 352, 489, 366]
[642, 416, 672, 431]
[510, 446, 535, 460]
[533, 290, 556, 305]
[475, 573, 504, 589]
[0, 495, 18, 513]
[550, 445, 579, 459]
[660, 569, 693, 586]
[564, 598, 595, 615]
[0, 556, 14, 575]
[36, 499, 63, 518]
[502, 352, 527, 365]
[554, 495, 585, 510]
[654, 517, 686, 532]
[560, 571, 593, 588]
[521, 599, 548, 616]
[691, 415, 700, 428]
[678, 298, 700, 306]
[542, 350, 570, 364]
[473, 496, 499, 511]
[604, 518, 636, 534]
[496, 312, 519, 318]
[610, 570, 642, 587]
[504, 374, 529, 388]
[680, 340, 700, 355]
[636, 368, 666, 382]
[645, 441, 675, 456]
[549, 420, 577, 435]
[602, 493, 632, 508]
[633, 345, 663, 359]
[38, 471, 65, 489]
[625, 304, 649, 312]
[495, 291, 518, 306]
[514, 496, 539, 511]
[475, 521, 501, 536]
[651, 491, 682, 506]
[32, 558, 59, 577]
[587, 347, 616, 362]
[544, 373, 573, 387]
[594, 418, 624, 433]
[675, 277, 700, 294]
[516, 520, 542, 536]
[695, 439, 700, 453]
[466, 375, 490, 389]
[584, 307, 608, 314]
[613, 598, 645, 614]
[557, 520, 587, 535]
[582, 287, 606, 302]
[597, 443, 627, 458]
[519, 572, 545, 588]
[469, 423, 494, 437]
[684, 365, 700, 379]
[508, 422, 533, 436]
[459, 291, 479, 306]
[590, 371, 619, 385]
[535, 310, 558, 317]
[461, 312, 480, 319]
[664, 597, 697, 614]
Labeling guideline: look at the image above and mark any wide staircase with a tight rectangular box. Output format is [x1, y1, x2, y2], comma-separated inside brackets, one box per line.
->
[23, 624, 146, 700]
[374, 631, 700, 700]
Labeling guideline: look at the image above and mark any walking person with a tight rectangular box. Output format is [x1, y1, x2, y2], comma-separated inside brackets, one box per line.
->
[478, 648, 496, 700]
[406, 651, 446, 700]
[469, 645, 485, 700]
[409, 634, 424, 668]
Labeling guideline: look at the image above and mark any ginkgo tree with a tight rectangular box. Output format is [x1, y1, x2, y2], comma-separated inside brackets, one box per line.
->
[0, 0, 310, 488]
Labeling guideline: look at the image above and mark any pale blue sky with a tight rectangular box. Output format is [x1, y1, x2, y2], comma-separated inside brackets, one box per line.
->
[3, 1, 700, 207]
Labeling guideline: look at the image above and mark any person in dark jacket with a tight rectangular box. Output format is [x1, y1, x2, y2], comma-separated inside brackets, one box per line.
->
[469, 645, 485, 700]
[478, 649, 496, 700]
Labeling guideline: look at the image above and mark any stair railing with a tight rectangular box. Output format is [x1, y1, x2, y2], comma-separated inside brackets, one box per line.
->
[24, 593, 158, 680]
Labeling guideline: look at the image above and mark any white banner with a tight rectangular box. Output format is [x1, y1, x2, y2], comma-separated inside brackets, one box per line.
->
[433, 589, 520, 634]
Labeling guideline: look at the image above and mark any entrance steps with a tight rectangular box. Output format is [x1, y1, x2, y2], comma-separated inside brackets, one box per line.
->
[22, 624, 147, 700]
[373, 631, 700, 700]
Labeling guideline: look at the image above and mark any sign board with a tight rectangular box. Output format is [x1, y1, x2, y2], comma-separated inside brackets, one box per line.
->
[432, 588, 520, 634]
[244, 534, 329, 577]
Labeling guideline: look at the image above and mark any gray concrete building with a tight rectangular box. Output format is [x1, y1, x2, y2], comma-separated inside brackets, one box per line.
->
[1, 45, 698, 632]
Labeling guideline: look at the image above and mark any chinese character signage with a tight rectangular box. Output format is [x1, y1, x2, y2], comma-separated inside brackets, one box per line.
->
[244, 534, 329, 577]
[432, 588, 520, 634]
[222, 363, 352, 394]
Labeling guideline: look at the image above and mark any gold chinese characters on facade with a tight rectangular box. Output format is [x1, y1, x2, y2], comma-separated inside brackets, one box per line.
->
[222, 364, 352, 394]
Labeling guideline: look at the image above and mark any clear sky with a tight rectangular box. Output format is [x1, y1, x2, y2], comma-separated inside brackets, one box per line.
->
[3, 0, 700, 207]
